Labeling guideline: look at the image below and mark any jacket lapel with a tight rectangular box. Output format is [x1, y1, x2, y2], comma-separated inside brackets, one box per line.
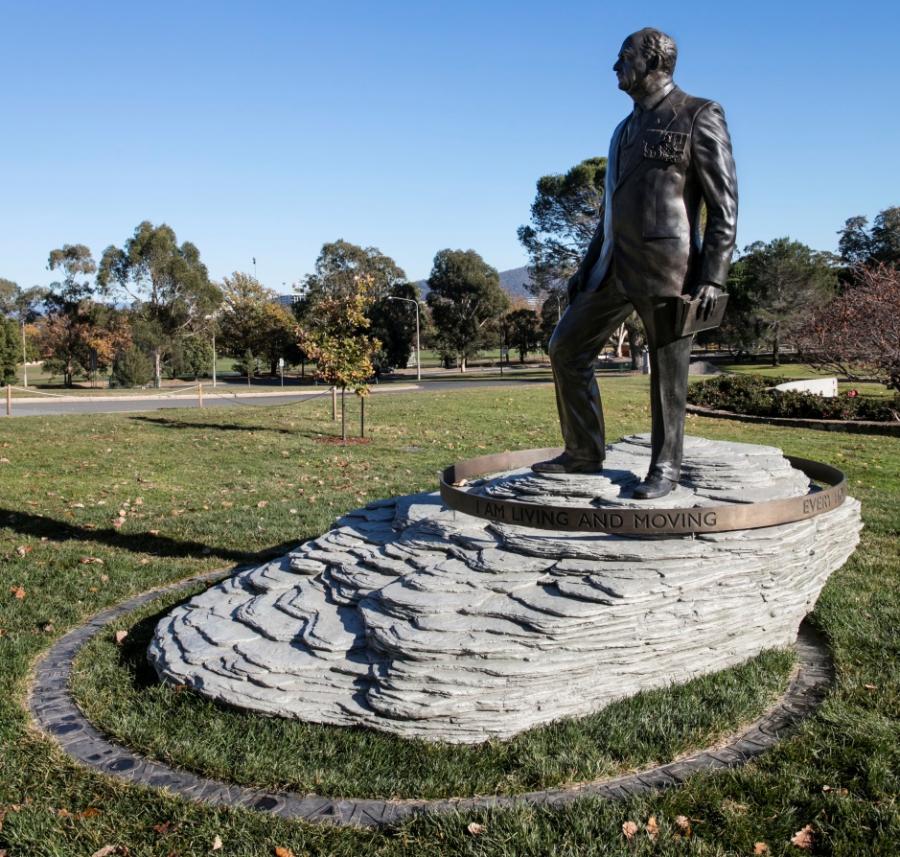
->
[604, 119, 625, 200]
[613, 87, 682, 195]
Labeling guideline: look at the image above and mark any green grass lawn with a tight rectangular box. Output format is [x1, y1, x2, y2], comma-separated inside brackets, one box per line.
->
[1, 379, 898, 855]
[71, 600, 794, 800]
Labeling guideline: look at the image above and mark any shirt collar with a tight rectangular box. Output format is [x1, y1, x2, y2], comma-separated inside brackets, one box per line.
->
[634, 79, 675, 112]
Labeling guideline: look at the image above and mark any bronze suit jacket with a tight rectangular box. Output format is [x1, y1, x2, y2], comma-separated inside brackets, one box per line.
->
[580, 85, 738, 299]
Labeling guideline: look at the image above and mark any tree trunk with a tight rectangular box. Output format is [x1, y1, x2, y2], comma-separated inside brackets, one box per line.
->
[460, 356, 467, 373]
[360, 395, 365, 438]
[341, 387, 347, 442]
[614, 324, 627, 358]
[153, 349, 162, 388]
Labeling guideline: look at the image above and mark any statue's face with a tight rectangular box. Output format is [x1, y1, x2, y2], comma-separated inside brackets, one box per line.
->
[613, 35, 649, 94]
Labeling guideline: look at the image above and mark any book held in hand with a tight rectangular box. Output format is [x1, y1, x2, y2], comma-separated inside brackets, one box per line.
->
[674, 289, 728, 337]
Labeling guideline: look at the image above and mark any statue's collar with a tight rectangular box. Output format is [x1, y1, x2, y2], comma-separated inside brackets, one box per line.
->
[632, 80, 675, 112]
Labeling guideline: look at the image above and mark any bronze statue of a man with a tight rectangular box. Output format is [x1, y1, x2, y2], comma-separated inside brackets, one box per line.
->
[533, 28, 738, 499]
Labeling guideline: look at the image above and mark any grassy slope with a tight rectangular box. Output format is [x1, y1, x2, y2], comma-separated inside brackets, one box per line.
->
[0, 378, 897, 856]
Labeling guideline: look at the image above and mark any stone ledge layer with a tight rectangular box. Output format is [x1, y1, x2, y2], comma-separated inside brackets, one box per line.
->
[148, 435, 861, 744]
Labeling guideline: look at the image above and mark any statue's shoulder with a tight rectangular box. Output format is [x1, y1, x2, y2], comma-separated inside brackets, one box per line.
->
[670, 86, 718, 115]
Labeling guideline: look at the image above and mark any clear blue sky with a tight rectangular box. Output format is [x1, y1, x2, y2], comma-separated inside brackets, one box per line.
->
[2, 0, 898, 293]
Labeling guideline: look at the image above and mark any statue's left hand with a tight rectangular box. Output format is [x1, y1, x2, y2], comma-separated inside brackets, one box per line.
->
[694, 284, 723, 320]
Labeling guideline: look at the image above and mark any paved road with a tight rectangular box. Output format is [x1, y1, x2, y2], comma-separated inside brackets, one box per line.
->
[5, 377, 554, 417]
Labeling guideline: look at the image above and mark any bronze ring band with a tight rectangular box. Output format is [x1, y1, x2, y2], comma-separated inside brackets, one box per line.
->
[439, 447, 848, 535]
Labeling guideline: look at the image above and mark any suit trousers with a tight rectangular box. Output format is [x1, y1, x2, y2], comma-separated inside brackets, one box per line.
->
[548, 281, 692, 480]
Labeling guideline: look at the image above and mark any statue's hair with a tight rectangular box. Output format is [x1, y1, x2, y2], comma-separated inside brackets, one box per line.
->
[636, 28, 677, 75]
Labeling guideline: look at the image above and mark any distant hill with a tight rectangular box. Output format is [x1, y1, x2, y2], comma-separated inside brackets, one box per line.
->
[416, 265, 538, 304]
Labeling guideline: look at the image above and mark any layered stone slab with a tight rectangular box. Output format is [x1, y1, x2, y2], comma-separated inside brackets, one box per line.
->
[148, 435, 861, 744]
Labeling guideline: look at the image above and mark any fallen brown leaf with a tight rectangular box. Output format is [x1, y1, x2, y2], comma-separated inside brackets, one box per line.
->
[257, 500, 268, 508]
[863, 683, 877, 691]
[674, 815, 691, 836]
[90, 847, 118, 857]
[273, 848, 295, 857]
[791, 824, 814, 850]
[80, 556, 104, 565]
[15, 545, 31, 557]
[114, 630, 129, 645]
[78, 807, 102, 819]
[467, 822, 486, 836]
[112, 517, 126, 529]
[645, 816, 659, 841]
[10, 586, 26, 600]
[753, 844, 769, 855]
[152, 821, 172, 835]
[622, 820, 638, 840]
[212, 834, 223, 850]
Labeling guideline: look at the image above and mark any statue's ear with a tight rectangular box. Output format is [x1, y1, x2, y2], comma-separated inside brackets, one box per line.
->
[646, 54, 659, 71]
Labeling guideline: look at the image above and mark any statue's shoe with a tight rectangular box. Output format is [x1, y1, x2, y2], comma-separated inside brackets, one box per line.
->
[531, 452, 604, 474]
[632, 472, 677, 499]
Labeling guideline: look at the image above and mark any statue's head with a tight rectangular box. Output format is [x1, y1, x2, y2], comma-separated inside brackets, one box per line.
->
[613, 28, 677, 95]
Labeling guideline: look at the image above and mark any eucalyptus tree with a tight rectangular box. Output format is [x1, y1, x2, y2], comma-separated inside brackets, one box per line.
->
[426, 249, 509, 371]
[98, 221, 221, 387]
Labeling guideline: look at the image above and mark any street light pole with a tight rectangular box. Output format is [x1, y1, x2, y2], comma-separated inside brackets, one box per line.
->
[386, 296, 421, 381]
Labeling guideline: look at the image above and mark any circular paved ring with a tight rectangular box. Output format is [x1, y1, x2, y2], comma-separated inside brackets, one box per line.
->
[28, 567, 835, 828]
[440, 447, 848, 534]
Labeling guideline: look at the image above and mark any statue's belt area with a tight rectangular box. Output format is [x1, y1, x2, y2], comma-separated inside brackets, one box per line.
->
[439, 448, 847, 535]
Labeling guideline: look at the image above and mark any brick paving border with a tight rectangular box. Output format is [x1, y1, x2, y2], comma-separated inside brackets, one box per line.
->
[27, 567, 835, 828]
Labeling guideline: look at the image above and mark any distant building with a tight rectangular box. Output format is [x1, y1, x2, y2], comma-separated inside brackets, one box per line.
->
[275, 294, 302, 308]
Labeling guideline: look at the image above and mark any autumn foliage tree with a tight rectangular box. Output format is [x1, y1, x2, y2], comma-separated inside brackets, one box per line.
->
[219, 272, 302, 375]
[798, 263, 900, 390]
[297, 276, 381, 440]
[40, 244, 130, 386]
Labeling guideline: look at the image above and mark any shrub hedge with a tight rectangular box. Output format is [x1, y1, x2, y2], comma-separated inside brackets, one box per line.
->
[687, 374, 900, 422]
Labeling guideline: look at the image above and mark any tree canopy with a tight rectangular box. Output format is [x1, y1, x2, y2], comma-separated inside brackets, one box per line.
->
[838, 206, 900, 268]
[502, 307, 542, 363]
[218, 272, 301, 375]
[798, 263, 900, 390]
[41, 244, 129, 386]
[97, 222, 220, 386]
[301, 239, 408, 302]
[426, 249, 509, 371]
[720, 238, 838, 364]
[517, 156, 607, 298]
[297, 275, 381, 439]
[0, 317, 21, 383]
[368, 281, 421, 371]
